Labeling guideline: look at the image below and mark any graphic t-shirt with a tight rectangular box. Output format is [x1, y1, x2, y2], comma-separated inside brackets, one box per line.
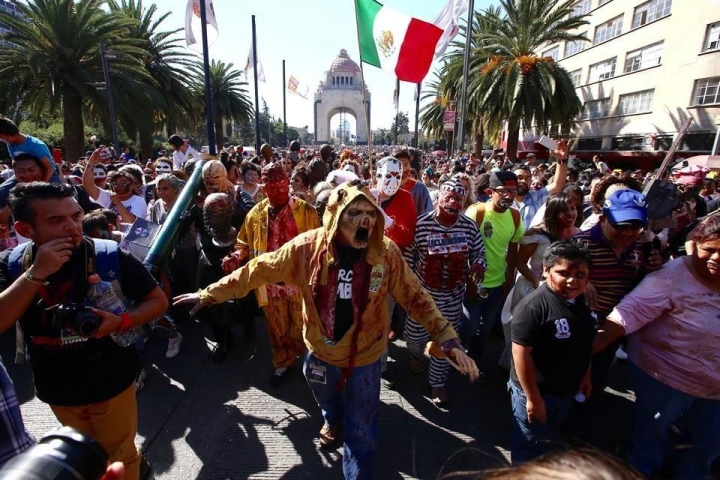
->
[334, 243, 361, 341]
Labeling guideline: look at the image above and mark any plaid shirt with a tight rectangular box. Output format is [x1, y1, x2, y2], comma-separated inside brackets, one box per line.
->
[515, 187, 549, 230]
[0, 359, 35, 466]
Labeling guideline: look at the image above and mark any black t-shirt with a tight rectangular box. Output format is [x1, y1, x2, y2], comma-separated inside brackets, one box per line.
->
[333, 242, 362, 342]
[0, 243, 158, 406]
[510, 283, 598, 396]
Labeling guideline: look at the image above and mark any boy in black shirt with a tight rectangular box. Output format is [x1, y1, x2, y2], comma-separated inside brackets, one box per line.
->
[509, 239, 596, 464]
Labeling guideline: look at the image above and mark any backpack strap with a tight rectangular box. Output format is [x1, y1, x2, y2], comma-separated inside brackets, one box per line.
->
[471, 202, 521, 238]
[7, 242, 32, 281]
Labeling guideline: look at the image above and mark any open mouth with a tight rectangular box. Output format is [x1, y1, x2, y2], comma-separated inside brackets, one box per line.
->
[446, 207, 460, 214]
[355, 228, 369, 243]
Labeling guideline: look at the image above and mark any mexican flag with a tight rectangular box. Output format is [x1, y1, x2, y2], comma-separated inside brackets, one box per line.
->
[355, 0, 443, 83]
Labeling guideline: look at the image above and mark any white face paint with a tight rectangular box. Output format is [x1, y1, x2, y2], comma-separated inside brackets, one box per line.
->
[376, 158, 402, 197]
[155, 162, 172, 174]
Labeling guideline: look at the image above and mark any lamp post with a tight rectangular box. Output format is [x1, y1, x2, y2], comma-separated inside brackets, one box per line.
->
[99, 41, 120, 157]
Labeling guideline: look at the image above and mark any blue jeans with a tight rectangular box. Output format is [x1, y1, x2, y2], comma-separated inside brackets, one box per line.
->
[508, 380, 574, 465]
[628, 362, 720, 479]
[463, 286, 504, 365]
[303, 352, 381, 480]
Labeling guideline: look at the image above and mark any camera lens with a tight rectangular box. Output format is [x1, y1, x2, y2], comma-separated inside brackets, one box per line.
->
[0, 427, 108, 479]
[73, 309, 101, 337]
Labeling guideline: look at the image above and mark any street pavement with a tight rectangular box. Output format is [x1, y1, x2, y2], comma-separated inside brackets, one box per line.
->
[4, 316, 640, 479]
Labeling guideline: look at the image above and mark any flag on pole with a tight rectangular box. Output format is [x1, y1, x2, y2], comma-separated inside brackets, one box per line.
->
[414, 82, 421, 101]
[432, 0, 470, 58]
[245, 46, 266, 82]
[185, 0, 218, 52]
[355, 0, 443, 83]
[287, 75, 310, 99]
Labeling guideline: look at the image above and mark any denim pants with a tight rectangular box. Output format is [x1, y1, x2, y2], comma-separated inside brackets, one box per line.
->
[508, 380, 574, 465]
[463, 286, 504, 365]
[628, 362, 720, 479]
[304, 352, 381, 480]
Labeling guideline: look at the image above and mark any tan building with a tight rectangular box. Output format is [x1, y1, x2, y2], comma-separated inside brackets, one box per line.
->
[544, 0, 719, 169]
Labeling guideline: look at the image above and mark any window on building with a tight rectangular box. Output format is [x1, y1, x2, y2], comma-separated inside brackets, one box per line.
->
[624, 42, 663, 73]
[594, 15, 623, 44]
[632, 0, 672, 29]
[588, 57, 617, 82]
[599, 0, 612, 5]
[692, 77, 720, 105]
[571, 0, 591, 18]
[703, 22, 720, 52]
[569, 69, 582, 87]
[611, 136, 645, 150]
[681, 133, 715, 151]
[576, 138, 603, 150]
[350, 77, 353, 85]
[542, 46, 560, 61]
[581, 98, 612, 119]
[618, 89, 655, 115]
[565, 32, 587, 57]
[654, 134, 673, 151]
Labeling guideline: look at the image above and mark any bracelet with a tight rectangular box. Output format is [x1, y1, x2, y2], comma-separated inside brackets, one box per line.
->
[117, 313, 133, 333]
[23, 271, 49, 286]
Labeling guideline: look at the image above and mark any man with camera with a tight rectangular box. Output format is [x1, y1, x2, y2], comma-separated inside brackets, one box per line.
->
[0, 182, 168, 479]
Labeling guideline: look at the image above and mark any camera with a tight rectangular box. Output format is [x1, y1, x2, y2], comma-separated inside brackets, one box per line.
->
[0, 427, 109, 479]
[99, 147, 113, 160]
[52, 304, 101, 337]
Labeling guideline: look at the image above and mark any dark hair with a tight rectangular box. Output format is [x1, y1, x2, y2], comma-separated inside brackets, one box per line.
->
[0, 116, 19, 136]
[542, 193, 576, 238]
[9, 182, 77, 224]
[291, 168, 309, 188]
[82, 211, 111, 238]
[590, 175, 642, 214]
[12, 153, 44, 172]
[563, 183, 585, 227]
[100, 208, 119, 226]
[543, 238, 592, 270]
[691, 213, 720, 245]
[168, 134, 184, 148]
[240, 161, 260, 177]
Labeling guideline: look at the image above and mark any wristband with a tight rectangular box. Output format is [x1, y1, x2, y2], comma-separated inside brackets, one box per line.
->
[117, 313, 133, 333]
[23, 271, 49, 286]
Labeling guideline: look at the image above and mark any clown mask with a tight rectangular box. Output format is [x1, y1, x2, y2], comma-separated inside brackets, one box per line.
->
[337, 197, 377, 249]
[155, 161, 172, 175]
[438, 182, 466, 216]
[93, 167, 107, 186]
[376, 157, 402, 197]
[261, 164, 290, 208]
[202, 160, 228, 194]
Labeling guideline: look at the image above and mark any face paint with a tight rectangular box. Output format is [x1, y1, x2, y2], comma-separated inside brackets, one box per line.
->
[376, 158, 402, 197]
[263, 178, 290, 207]
[93, 167, 107, 186]
[202, 160, 228, 193]
[338, 197, 377, 249]
[111, 176, 132, 195]
[155, 162, 172, 174]
[438, 182, 466, 216]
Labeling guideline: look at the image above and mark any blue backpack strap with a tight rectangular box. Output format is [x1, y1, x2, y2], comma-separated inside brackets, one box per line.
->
[7, 243, 32, 281]
[91, 239, 122, 284]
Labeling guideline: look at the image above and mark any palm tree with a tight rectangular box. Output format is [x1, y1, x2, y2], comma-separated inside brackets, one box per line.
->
[0, 0, 154, 161]
[108, 0, 198, 159]
[192, 60, 253, 154]
[471, 0, 590, 159]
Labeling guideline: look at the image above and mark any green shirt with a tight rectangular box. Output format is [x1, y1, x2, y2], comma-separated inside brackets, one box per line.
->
[466, 202, 524, 288]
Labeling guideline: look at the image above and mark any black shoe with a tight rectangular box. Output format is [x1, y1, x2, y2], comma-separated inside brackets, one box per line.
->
[381, 368, 397, 390]
[140, 455, 154, 479]
[212, 345, 228, 362]
[269, 366, 290, 387]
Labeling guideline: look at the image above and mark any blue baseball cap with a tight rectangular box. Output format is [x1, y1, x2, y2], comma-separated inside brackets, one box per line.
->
[603, 189, 648, 226]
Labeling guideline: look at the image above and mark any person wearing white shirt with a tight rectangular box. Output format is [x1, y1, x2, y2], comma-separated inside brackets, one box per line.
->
[83, 149, 147, 223]
[168, 134, 200, 171]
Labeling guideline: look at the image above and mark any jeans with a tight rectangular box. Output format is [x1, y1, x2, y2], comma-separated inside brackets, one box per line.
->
[508, 380, 574, 465]
[628, 362, 720, 479]
[463, 286, 504, 366]
[303, 352, 381, 480]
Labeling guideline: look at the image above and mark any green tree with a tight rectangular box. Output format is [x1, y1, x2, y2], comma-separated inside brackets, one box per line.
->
[0, 0, 154, 161]
[192, 60, 253, 153]
[390, 112, 410, 144]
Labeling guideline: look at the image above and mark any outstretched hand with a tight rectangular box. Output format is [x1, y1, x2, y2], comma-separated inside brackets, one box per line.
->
[173, 292, 210, 316]
[553, 139, 573, 161]
[448, 348, 480, 383]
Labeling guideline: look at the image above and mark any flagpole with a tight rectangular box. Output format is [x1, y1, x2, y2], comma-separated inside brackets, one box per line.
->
[199, 0, 216, 156]
[393, 78, 400, 145]
[414, 82, 421, 148]
[455, 0, 475, 154]
[252, 15, 261, 154]
[353, 1, 372, 148]
[282, 59, 288, 147]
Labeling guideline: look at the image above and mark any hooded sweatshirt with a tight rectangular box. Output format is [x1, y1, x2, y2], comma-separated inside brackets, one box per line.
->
[199, 181, 459, 367]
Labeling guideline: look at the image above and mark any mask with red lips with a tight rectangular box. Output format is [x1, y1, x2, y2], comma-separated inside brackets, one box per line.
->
[261, 163, 290, 208]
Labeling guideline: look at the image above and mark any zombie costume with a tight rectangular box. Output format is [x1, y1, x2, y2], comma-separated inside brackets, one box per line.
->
[198, 182, 461, 479]
[404, 182, 486, 389]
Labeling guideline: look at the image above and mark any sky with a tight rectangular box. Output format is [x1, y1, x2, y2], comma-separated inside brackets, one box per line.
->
[149, 0, 496, 137]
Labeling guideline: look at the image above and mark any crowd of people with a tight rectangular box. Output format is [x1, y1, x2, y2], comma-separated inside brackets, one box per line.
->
[0, 112, 718, 479]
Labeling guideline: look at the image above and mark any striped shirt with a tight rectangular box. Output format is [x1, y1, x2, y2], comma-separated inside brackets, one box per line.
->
[574, 223, 645, 320]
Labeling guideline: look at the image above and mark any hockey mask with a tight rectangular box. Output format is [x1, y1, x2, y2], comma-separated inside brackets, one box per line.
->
[155, 161, 172, 174]
[261, 163, 290, 207]
[375, 156, 402, 197]
[438, 179, 466, 216]
[338, 196, 377, 249]
[202, 160, 228, 194]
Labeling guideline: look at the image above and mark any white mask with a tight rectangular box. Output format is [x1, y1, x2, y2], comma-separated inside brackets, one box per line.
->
[376, 157, 402, 197]
[155, 162, 172, 174]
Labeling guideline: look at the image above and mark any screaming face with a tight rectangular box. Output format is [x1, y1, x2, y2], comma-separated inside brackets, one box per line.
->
[202, 160, 229, 194]
[337, 197, 377, 249]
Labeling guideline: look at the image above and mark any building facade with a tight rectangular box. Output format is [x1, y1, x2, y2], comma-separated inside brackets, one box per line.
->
[542, 0, 719, 169]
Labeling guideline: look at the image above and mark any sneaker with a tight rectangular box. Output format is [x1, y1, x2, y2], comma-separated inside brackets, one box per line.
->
[381, 368, 397, 390]
[166, 333, 183, 359]
[319, 423, 340, 448]
[269, 366, 289, 387]
[615, 346, 628, 361]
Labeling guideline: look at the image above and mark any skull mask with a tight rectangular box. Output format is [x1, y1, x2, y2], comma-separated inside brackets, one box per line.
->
[375, 156, 402, 197]
[155, 161, 172, 174]
[202, 160, 229, 194]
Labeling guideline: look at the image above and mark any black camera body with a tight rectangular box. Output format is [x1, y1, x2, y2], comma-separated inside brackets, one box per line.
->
[52, 304, 101, 337]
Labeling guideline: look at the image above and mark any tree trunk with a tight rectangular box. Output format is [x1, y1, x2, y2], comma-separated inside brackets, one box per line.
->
[506, 126, 520, 161]
[473, 123, 485, 157]
[214, 117, 224, 155]
[62, 87, 85, 162]
[139, 129, 154, 162]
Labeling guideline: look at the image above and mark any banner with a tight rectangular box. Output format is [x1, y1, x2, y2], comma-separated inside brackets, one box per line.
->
[443, 110, 455, 132]
[432, 0, 469, 58]
[287, 75, 310, 99]
[185, 0, 218, 52]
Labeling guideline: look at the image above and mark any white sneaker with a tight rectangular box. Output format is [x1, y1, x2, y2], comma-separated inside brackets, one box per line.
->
[166, 333, 183, 359]
[615, 345, 628, 361]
